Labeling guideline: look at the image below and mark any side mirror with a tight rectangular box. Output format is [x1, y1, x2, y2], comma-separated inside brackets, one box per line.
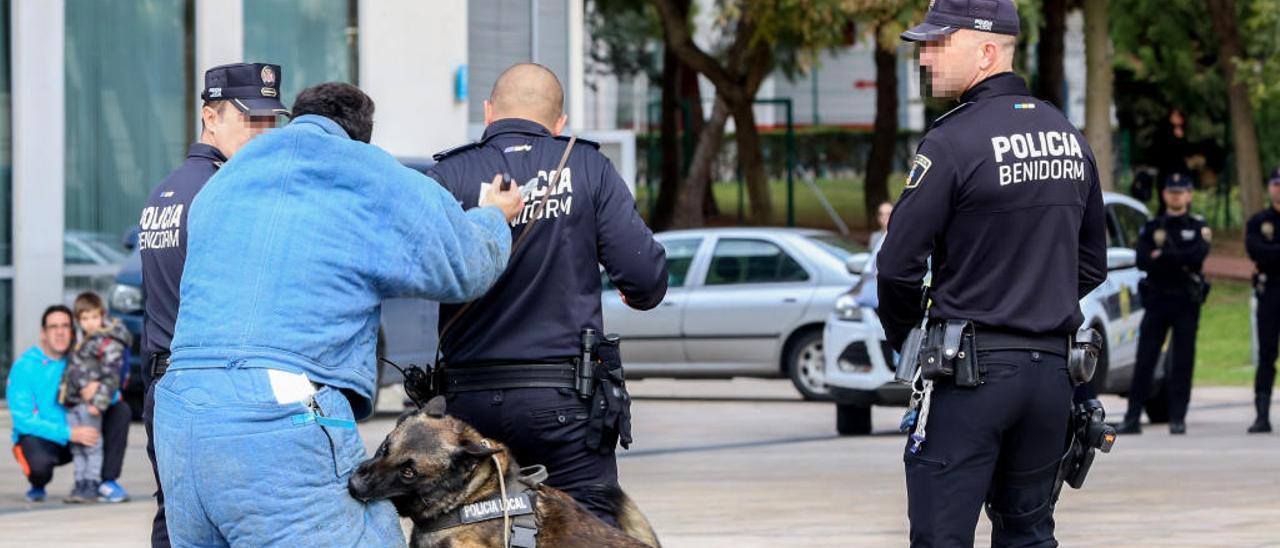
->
[122, 226, 141, 251]
[1107, 248, 1136, 271]
[846, 252, 871, 275]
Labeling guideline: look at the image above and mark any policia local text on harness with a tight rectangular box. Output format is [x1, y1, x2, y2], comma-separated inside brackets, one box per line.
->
[381, 134, 634, 455]
[895, 302, 1117, 525]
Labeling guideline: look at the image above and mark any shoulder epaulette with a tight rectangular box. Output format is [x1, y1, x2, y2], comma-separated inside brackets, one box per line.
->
[930, 102, 975, 129]
[1191, 213, 1206, 222]
[555, 135, 600, 149]
[432, 141, 483, 162]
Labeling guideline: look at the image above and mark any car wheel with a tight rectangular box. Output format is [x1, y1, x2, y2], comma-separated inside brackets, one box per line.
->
[836, 403, 872, 436]
[786, 329, 830, 401]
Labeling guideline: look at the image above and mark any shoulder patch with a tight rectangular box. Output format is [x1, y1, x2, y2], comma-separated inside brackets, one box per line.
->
[905, 154, 932, 189]
[432, 141, 482, 162]
[1201, 226, 1212, 243]
[1192, 213, 1206, 222]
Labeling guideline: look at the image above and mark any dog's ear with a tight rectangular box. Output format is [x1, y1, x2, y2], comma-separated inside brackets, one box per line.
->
[458, 440, 502, 459]
[424, 396, 447, 418]
[395, 409, 417, 426]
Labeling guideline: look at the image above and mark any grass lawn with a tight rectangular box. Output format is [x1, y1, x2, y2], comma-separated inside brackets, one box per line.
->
[638, 176, 903, 233]
[1194, 279, 1256, 386]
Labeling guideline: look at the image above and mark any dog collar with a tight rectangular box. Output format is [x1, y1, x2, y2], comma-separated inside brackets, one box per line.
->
[419, 465, 548, 547]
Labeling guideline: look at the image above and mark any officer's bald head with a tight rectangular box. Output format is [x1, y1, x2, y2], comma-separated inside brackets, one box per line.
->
[485, 63, 567, 134]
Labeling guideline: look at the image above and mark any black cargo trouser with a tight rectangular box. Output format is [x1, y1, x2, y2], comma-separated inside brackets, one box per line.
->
[447, 387, 621, 527]
[143, 377, 171, 547]
[1255, 286, 1280, 400]
[905, 349, 1073, 548]
[1125, 294, 1201, 424]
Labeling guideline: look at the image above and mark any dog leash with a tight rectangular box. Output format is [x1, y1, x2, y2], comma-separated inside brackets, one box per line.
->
[485, 440, 513, 548]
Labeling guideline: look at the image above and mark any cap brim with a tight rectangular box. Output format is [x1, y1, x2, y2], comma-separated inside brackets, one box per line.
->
[230, 97, 290, 117]
[901, 22, 959, 42]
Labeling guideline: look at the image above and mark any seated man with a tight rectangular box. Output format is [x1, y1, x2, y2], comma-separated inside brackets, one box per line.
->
[9, 305, 132, 503]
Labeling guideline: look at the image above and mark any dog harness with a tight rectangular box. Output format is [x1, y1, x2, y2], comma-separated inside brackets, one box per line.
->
[420, 464, 548, 548]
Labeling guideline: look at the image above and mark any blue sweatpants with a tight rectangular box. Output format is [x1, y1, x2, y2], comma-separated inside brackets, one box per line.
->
[154, 364, 404, 547]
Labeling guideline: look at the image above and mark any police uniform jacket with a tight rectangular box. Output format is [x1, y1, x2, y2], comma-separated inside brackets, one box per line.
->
[876, 73, 1107, 349]
[139, 143, 226, 363]
[1247, 208, 1280, 286]
[1135, 213, 1210, 296]
[428, 118, 668, 367]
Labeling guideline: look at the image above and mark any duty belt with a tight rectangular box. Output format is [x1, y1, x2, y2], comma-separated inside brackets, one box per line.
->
[972, 328, 1068, 357]
[443, 363, 576, 393]
[149, 352, 172, 379]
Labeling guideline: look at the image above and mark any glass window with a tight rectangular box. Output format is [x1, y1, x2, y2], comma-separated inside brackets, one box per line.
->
[807, 234, 866, 262]
[1112, 204, 1149, 249]
[0, 0, 10, 266]
[64, 0, 188, 301]
[602, 237, 701, 290]
[706, 239, 809, 286]
[244, 0, 357, 106]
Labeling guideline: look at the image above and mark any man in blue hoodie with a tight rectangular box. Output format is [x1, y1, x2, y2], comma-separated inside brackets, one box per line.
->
[153, 82, 522, 546]
[8, 305, 131, 503]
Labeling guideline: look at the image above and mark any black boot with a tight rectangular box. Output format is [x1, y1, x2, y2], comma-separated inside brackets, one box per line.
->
[1115, 405, 1143, 434]
[1248, 395, 1272, 434]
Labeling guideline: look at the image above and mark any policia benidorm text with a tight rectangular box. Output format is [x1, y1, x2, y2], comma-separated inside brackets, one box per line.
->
[425, 64, 668, 528]
[881, 0, 1109, 546]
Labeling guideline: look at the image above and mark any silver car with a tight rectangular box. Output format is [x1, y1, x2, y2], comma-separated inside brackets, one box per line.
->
[602, 227, 864, 399]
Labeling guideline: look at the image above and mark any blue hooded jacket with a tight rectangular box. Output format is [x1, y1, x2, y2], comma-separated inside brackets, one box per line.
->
[169, 115, 512, 418]
[8, 346, 71, 445]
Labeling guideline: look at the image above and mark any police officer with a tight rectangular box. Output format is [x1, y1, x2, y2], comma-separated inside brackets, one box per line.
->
[1116, 173, 1210, 436]
[1245, 168, 1280, 434]
[426, 63, 668, 528]
[881, 1, 1107, 545]
[137, 62, 287, 547]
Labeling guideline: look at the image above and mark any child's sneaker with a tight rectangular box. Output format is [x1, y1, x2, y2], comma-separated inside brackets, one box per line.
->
[25, 487, 45, 503]
[63, 480, 98, 504]
[97, 480, 129, 503]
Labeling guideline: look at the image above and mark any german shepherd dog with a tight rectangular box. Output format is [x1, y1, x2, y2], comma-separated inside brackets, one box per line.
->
[348, 398, 661, 548]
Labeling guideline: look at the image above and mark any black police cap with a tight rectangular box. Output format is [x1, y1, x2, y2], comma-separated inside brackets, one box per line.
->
[201, 63, 288, 116]
[902, 0, 1021, 42]
[1268, 167, 1280, 186]
[1164, 173, 1194, 191]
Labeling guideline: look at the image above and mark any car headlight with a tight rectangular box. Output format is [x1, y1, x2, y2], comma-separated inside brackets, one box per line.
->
[834, 293, 860, 321]
[109, 283, 144, 314]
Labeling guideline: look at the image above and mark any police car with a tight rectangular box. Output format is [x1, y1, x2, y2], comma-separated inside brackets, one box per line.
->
[824, 192, 1165, 434]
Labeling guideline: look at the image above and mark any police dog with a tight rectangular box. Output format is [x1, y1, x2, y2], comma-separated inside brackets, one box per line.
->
[348, 398, 660, 548]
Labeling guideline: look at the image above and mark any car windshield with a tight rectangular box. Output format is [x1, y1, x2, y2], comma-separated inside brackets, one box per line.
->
[76, 232, 129, 264]
[807, 234, 866, 262]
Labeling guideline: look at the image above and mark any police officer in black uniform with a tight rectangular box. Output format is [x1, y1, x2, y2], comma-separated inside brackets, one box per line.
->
[881, 1, 1107, 545]
[425, 63, 667, 526]
[1245, 167, 1280, 434]
[138, 62, 287, 547]
[1116, 173, 1211, 436]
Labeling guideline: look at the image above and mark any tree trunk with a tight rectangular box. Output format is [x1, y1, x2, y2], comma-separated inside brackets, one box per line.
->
[730, 100, 772, 225]
[651, 46, 682, 230]
[1036, 0, 1068, 109]
[681, 65, 719, 218]
[673, 97, 731, 228]
[1083, 0, 1115, 192]
[865, 23, 898, 229]
[1207, 0, 1264, 215]
[650, 0, 694, 231]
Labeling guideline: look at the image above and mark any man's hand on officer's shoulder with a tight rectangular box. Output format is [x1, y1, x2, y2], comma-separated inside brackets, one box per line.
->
[479, 173, 525, 223]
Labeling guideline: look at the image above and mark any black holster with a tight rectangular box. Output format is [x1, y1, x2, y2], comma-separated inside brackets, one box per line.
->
[584, 340, 633, 454]
[919, 320, 979, 387]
